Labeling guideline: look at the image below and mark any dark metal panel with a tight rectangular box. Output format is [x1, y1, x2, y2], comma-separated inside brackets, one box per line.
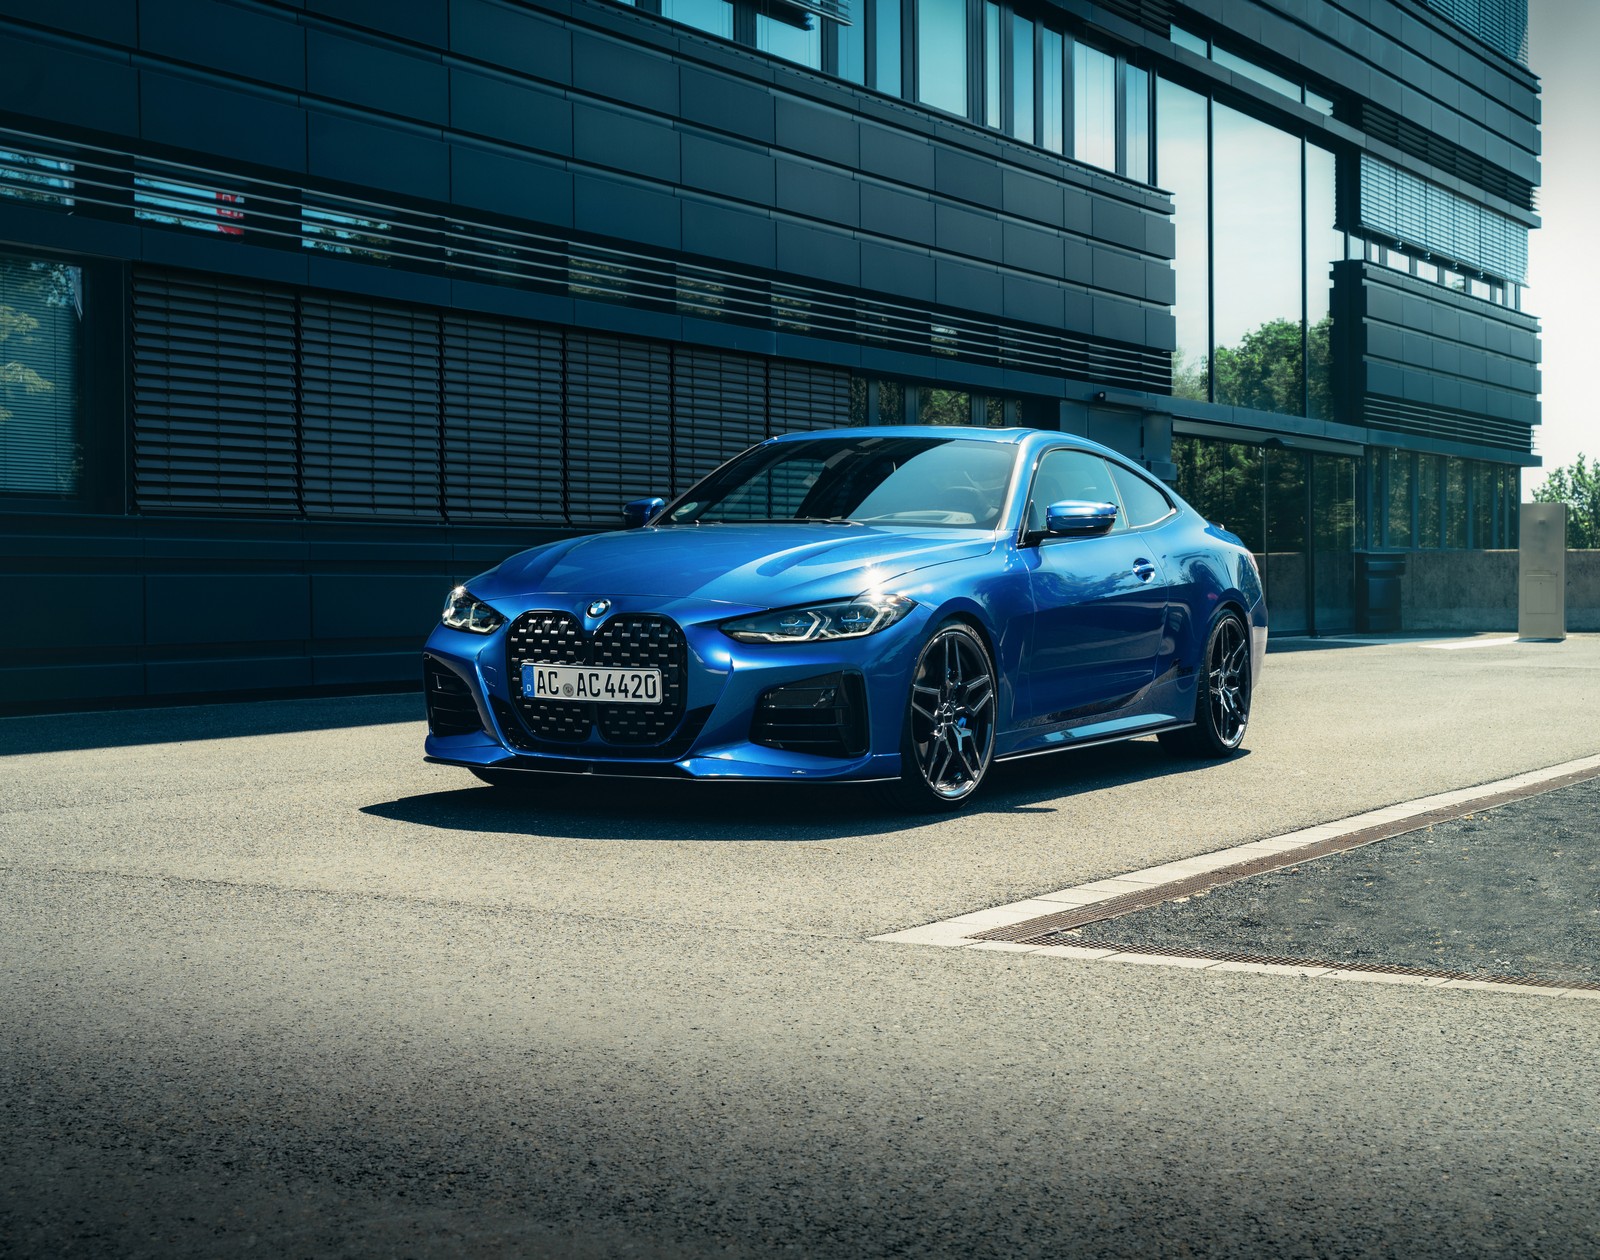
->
[139, 70, 309, 173]
[138, 0, 306, 89]
[0, 28, 138, 136]
[307, 113, 449, 201]
[305, 0, 447, 47]
[774, 157, 860, 226]
[306, 27, 448, 126]
[450, 67, 574, 156]
[146, 574, 311, 646]
[571, 29, 680, 114]
[572, 172, 682, 251]
[573, 100, 682, 183]
[450, 145, 575, 228]
[679, 66, 776, 144]
[681, 200, 776, 270]
[681, 134, 775, 204]
[448, 0, 572, 82]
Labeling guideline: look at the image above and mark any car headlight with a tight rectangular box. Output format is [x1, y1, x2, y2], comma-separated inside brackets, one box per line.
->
[722, 595, 915, 644]
[441, 586, 505, 635]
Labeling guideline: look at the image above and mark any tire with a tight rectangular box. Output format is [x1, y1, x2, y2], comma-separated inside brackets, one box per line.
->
[885, 621, 997, 812]
[1159, 610, 1252, 759]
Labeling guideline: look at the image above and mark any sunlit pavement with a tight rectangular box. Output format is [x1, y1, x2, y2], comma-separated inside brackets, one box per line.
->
[3, 634, 1599, 1257]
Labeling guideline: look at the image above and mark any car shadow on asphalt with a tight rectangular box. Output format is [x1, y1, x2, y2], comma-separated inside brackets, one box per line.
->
[360, 740, 1244, 842]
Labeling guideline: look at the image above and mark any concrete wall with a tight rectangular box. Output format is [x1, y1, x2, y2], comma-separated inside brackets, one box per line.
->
[1400, 550, 1600, 632]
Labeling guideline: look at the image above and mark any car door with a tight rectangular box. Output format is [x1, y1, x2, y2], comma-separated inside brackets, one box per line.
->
[1020, 449, 1170, 726]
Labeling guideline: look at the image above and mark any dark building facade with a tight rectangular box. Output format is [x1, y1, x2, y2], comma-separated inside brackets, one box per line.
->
[0, 0, 1539, 707]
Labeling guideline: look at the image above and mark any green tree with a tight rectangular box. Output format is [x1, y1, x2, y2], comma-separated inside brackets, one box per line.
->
[0, 296, 53, 425]
[1533, 454, 1600, 549]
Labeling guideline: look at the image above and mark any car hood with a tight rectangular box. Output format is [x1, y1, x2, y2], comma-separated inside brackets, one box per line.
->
[473, 523, 998, 609]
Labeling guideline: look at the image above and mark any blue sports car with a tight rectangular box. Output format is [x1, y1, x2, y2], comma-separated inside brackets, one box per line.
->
[422, 427, 1266, 810]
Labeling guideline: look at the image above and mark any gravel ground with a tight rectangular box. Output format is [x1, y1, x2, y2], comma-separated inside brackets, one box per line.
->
[1061, 777, 1600, 984]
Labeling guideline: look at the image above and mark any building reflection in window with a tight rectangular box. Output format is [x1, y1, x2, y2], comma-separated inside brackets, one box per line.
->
[917, 0, 968, 115]
[660, 0, 733, 38]
[1156, 79, 1208, 402]
[1074, 42, 1116, 170]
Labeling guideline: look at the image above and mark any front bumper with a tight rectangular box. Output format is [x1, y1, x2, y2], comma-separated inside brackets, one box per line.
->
[422, 594, 928, 782]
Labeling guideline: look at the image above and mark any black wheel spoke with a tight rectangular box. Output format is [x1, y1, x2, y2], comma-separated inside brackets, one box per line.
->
[908, 626, 995, 802]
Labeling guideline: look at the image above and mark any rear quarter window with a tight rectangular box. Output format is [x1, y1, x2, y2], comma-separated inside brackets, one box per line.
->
[1108, 463, 1174, 528]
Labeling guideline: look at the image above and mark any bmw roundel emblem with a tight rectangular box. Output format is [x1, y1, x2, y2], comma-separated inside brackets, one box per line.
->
[586, 599, 611, 618]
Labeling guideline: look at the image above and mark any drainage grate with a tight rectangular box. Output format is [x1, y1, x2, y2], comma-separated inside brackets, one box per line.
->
[1044, 937, 1600, 992]
[974, 764, 1600, 946]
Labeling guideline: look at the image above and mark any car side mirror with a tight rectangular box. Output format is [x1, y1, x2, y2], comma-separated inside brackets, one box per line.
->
[622, 497, 667, 529]
[1045, 500, 1118, 537]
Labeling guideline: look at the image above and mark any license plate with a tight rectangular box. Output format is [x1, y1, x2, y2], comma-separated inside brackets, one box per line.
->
[522, 663, 663, 705]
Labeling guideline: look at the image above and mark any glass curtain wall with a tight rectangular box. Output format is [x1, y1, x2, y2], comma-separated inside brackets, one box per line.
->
[1174, 435, 1359, 634]
[0, 252, 82, 497]
[1156, 82, 1341, 420]
[1157, 80, 1209, 402]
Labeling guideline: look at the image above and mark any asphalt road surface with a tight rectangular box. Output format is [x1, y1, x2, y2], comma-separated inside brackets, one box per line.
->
[4, 634, 1600, 1258]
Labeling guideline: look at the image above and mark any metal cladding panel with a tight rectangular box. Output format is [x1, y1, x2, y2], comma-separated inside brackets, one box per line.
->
[565, 332, 673, 526]
[131, 271, 300, 514]
[301, 296, 443, 518]
[441, 315, 564, 522]
[671, 348, 768, 494]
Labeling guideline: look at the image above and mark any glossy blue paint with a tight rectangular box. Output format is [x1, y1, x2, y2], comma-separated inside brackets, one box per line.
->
[422, 427, 1267, 786]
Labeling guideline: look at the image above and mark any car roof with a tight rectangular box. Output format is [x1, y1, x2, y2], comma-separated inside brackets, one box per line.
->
[767, 425, 1127, 461]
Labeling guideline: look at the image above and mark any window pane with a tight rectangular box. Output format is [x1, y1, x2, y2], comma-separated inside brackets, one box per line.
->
[984, 3, 1001, 128]
[1173, 438, 1264, 554]
[1386, 450, 1412, 547]
[875, 0, 902, 95]
[1169, 25, 1208, 56]
[1073, 42, 1116, 170]
[660, 0, 733, 38]
[1266, 448, 1308, 632]
[1312, 454, 1357, 632]
[1471, 460, 1496, 547]
[1445, 457, 1467, 547]
[836, 12, 866, 82]
[917, 0, 968, 116]
[758, 9, 821, 68]
[1306, 143, 1338, 421]
[1028, 450, 1121, 532]
[919, 387, 971, 425]
[1418, 455, 1442, 547]
[1040, 28, 1063, 153]
[0, 253, 81, 496]
[1010, 14, 1034, 144]
[1211, 103, 1302, 413]
[1123, 64, 1149, 182]
[1108, 462, 1173, 527]
[1157, 79, 1209, 401]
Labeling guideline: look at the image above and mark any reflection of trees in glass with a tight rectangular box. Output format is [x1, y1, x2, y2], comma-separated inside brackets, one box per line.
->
[1204, 315, 1332, 419]
[1173, 436, 1262, 551]
[0, 257, 80, 494]
[919, 388, 970, 426]
[1170, 348, 1207, 402]
[1533, 454, 1600, 549]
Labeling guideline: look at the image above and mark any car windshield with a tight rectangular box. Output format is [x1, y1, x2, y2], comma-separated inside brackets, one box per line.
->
[666, 436, 1017, 529]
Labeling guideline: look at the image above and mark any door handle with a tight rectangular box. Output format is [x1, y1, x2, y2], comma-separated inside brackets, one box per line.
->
[1133, 560, 1156, 582]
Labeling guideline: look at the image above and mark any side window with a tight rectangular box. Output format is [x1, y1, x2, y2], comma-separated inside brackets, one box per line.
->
[1107, 463, 1174, 528]
[1026, 449, 1122, 533]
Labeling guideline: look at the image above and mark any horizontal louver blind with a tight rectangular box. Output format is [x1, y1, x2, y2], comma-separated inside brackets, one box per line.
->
[302, 296, 441, 518]
[565, 333, 671, 527]
[671, 348, 767, 494]
[131, 270, 298, 512]
[769, 362, 853, 434]
[442, 315, 563, 521]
